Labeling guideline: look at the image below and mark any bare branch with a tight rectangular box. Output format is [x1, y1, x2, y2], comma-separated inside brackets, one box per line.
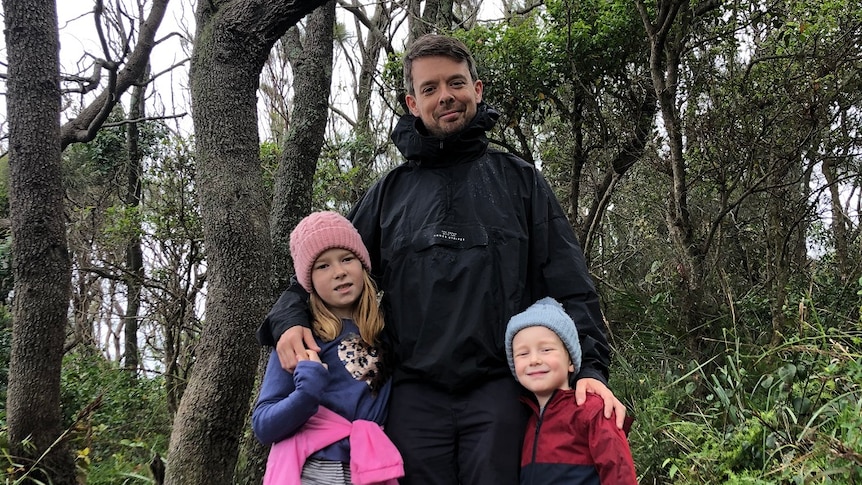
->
[101, 112, 188, 128]
[147, 58, 190, 84]
[60, 0, 171, 149]
[337, 0, 395, 55]
[61, 63, 103, 95]
[329, 105, 357, 128]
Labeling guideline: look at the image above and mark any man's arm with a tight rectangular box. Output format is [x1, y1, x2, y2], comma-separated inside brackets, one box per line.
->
[257, 278, 319, 371]
[531, 170, 627, 427]
[532, 174, 611, 383]
[257, 278, 311, 346]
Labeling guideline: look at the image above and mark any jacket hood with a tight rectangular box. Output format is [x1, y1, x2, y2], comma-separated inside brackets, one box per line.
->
[391, 102, 500, 167]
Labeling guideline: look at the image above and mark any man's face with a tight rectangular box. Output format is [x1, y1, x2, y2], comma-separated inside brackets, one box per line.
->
[405, 55, 483, 138]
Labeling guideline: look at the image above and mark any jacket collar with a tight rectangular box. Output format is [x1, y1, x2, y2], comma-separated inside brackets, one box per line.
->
[520, 388, 575, 415]
[390, 103, 499, 168]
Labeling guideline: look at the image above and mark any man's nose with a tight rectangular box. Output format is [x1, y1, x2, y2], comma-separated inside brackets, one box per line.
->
[438, 86, 454, 103]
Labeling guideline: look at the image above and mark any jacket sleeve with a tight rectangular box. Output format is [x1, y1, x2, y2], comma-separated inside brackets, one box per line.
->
[256, 277, 311, 347]
[587, 408, 638, 484]
[252, 352, 330, 445]
[530, 169, 611, 384]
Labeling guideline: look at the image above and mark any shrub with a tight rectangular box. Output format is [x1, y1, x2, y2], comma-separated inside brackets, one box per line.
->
[59, 351, 171, 484]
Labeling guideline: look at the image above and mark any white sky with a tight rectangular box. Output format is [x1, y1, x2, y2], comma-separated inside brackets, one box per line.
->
[53, 1, 195, 133]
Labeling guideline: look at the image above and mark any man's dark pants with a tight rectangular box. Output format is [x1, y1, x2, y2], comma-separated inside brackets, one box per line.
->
[386, 376, 527, 485]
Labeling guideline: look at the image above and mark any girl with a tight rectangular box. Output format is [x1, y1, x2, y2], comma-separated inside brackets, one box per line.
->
[252, 211, 402, 485]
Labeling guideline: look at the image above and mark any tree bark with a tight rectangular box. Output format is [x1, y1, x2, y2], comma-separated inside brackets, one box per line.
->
[2, 0, 76, 482]
[638, 0, 707, 347]
[347, 1, 392, 203]
[270, 1, 336, 292]
[165, 0, 328, 482]
[123, 77, 147, 374]
[245, 2, 335, 482]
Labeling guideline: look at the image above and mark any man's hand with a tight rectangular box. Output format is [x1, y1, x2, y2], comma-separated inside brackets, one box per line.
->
[304, 349, 327, 369]
[276, 326, 320, 372]
[575, 377, 628, 430]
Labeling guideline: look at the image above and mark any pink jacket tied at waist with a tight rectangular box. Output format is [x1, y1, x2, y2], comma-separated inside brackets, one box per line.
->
[263, 406, 403, 485]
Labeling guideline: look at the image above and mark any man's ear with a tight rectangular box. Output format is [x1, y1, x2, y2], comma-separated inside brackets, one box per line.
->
[473, 79, 484, 103]
[405, 94, 419, 116]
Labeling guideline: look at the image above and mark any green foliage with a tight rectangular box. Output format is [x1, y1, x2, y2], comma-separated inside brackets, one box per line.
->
[58, 351, 170, 484]
[543, 0, 644, 79]
[0, 236, 12, 305]
[143, 133, 202, 246]
[620, 304, 862, 484]
[381, 50, 407, 111]
[312, 132, 383, 212]
[260, 140, 282, 196]
[0, 155, 9, 218]
[0, 306, 11, 414]
[460, 19, 558, 124]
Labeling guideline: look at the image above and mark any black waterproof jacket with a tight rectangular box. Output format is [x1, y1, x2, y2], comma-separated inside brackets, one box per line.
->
[258, 103, 611, 392]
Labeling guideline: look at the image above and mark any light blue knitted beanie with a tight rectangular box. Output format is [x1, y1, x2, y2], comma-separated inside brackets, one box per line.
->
[505, 297, 582, 376]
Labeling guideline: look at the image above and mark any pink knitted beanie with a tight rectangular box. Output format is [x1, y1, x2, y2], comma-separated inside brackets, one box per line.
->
[289, 211, 371, 293]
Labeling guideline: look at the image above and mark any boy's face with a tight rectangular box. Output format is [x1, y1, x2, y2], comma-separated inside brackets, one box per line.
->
[512, 326, 574, 404]
[404, 55, 483, 138]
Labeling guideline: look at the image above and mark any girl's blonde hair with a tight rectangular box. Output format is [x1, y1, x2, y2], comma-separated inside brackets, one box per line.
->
[309, 269, 384, 345]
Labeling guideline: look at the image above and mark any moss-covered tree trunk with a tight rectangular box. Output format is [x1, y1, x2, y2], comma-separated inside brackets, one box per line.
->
[237, 4, 336, 483]
[165, 0, 328, 483]
[2, 0, 74, 482]
[270, 1, 336, 292]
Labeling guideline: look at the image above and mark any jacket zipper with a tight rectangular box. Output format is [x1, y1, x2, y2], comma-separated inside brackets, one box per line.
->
[527, 390, 556, 484]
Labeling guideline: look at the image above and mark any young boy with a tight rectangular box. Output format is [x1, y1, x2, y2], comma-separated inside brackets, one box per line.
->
[506, 297, 638, 484]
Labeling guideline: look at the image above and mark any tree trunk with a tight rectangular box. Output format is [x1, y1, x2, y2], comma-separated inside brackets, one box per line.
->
[244, 2, 335, 482]
[580, 87, 657, 260]
[822, 156, 849, 281]
[566, 92, 586, 228]
[123, 78, 147, 374]
[234, 347, 273, 485]
[165, 0, 328, 483]
[347, 1, 392, 203]
[2, 0, 75, 482]
[638, 0, 707, 348]
[270, 1, 336, 292]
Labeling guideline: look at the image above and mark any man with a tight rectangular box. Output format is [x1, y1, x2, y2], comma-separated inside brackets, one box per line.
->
[258, 34, 626, 485]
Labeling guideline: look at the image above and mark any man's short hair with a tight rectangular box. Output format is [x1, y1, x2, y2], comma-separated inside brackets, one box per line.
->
[403, 34, 480, 95]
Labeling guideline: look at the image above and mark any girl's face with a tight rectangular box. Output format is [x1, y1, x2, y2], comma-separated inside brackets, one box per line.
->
[311, 248, 365, 318]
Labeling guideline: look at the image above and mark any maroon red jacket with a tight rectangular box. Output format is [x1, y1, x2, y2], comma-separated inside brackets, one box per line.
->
[520, 391, 638, 484]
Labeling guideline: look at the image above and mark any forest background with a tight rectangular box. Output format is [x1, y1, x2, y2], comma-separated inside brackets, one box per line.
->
[0, 0, 860, 484]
